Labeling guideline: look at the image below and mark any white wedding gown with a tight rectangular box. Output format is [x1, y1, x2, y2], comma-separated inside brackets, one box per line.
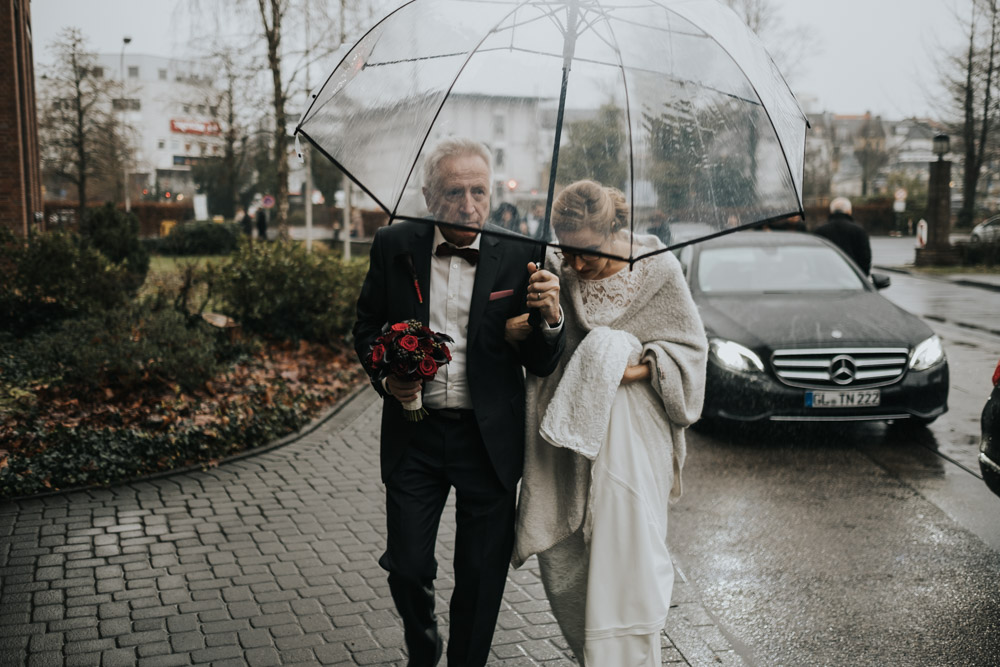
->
[537, 266, 675, 666]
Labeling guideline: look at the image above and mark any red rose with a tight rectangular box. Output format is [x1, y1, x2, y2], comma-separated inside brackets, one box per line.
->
[418, 357, 438, 378]
[371, 344, 385, 364]
[443, 346, 452, 362]
[391, 322, 410, 332]
[400, 335, 419, 351]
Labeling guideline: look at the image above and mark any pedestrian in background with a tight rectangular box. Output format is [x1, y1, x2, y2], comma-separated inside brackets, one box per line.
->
[814, 197, 871, 275]
[255, 208, 268, 242]
[239, 207, 253, 237]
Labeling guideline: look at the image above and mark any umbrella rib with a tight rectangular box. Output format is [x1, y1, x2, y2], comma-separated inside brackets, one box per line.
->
[296, 0, 420, 131]
[589, 3, 637, 263]
[296, 128, 393, 217]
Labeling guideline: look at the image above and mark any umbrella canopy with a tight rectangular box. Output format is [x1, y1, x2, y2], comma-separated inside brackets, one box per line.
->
[296, 0, 808, 262]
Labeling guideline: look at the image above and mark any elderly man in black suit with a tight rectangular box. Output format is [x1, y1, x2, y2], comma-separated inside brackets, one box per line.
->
[353, 138, 565, 667]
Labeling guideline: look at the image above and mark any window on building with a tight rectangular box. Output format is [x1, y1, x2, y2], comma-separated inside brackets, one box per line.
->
[495, 148, 505, 169]
[209, 106, 217, 116]
[197, 105, 206, 115]
[183, 104, 191, 113]
[128, 66, 139, 78]
[91, 67, 104, 78]
[492, 114, 505, 139]
[158, 140, 165, 150]
[159, 69, 167, 81]
[112, 98, 141, 111]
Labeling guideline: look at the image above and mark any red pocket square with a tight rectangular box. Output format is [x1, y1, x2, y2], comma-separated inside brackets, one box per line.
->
[489, 289, 514, 301]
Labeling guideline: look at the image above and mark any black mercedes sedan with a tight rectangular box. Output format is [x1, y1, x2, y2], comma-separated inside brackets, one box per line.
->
[981, 360, 1000, 496]
[676, 231, 949, 424]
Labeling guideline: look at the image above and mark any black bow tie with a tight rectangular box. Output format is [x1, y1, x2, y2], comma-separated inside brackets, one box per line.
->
[435, 243, 479, 266]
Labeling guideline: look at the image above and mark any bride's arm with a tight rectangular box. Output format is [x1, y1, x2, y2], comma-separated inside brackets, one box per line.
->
[622, 362, 651, 384]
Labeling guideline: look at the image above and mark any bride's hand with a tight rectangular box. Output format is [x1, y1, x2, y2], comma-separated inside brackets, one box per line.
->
[505, 313, 532, 344]
[622, 363, 651, 384]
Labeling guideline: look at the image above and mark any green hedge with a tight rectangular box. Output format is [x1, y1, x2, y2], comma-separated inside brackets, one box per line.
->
[7, 304, 221, 393]
[145, 221, 242, 257]
[0, 228, 133, 335]
[213, 240, 367, 343]
[960, 240, 1000, 266]
[80, 203, 150, 293]
[0, 393, 309, 498]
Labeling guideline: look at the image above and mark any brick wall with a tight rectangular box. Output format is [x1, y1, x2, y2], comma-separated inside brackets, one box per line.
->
[0, 0, 42, 237]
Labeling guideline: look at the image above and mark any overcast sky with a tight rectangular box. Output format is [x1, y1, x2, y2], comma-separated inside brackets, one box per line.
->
[31, 0, 968, 119]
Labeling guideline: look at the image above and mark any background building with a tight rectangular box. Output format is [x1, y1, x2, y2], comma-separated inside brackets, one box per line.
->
[1, 0, 42, 236]
[90, 52, 224, 202]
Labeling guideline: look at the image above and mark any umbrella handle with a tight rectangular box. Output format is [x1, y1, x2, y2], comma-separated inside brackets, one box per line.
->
[527, 244, 546, 328]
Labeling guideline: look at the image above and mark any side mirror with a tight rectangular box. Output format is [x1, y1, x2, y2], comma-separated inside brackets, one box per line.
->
[871, 273, 891, 290]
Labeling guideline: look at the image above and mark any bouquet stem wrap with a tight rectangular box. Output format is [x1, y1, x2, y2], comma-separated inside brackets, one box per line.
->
[401, 395, 428, 421]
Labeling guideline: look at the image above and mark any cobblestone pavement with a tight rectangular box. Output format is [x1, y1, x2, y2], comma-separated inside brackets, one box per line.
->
[0, 387, 741, 666]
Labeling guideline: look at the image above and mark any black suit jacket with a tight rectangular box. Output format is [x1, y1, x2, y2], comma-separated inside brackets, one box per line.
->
[353, 221, 565, 490]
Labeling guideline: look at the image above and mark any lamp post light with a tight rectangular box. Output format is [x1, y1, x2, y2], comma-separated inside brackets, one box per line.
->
[120, 36, 132, 213]
[916, 133, 958, 266]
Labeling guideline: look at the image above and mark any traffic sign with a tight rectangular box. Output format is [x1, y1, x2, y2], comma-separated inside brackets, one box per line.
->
[261, 195, 276, 209]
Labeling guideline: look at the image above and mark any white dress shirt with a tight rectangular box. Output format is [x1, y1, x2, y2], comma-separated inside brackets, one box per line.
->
[424, 227, 480, 409]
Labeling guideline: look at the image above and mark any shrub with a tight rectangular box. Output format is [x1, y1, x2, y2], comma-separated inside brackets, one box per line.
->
[0, 227, 132, 335]
[960, 240, 1000, 266]
[153, 221, 242, 257]
[0, 397, 307, 498]
[80, 203, 150, 292]
[213, 240, 367, 343]
[16, 304, 220, 392]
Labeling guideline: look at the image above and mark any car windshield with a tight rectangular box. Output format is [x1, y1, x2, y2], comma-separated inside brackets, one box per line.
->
[696, 244, 867, 293]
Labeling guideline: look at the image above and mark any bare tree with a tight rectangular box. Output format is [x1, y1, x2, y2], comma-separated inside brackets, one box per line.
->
[723, 0, 810, 82]
[854, 113, 890, 197]
[939, 0, 1000, 227]
[187, 0, 364, 239]
[37, 28, 121, 219]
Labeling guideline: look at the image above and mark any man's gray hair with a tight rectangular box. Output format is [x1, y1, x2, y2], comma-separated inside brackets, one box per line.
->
[422, 138, 493, 194]
[830, 196, 852, 216]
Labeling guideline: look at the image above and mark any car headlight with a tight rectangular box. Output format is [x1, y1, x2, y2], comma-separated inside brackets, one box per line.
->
[909, 335, 945, 371]
[709, 338, 765, 373]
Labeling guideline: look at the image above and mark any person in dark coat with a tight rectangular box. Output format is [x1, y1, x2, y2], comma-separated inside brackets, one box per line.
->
[238, 208, 253, 237]
[814, 197, 871, 274]
[255, 208, 268, 241]
[353, 138, 565, 666]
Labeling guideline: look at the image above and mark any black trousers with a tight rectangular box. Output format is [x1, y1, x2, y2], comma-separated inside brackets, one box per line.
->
[380, 410, 516, 667]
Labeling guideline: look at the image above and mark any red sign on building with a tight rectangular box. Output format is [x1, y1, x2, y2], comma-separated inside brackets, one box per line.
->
[170, 119, 222, 135]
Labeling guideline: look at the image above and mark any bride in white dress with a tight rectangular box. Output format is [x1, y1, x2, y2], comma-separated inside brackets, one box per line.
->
[509, 180, 708, 665]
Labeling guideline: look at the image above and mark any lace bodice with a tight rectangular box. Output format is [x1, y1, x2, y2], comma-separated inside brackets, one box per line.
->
[578, 262, 645, 326]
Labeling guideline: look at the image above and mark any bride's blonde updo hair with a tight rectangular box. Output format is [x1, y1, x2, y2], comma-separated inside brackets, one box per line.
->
[551, 180, 629, 235]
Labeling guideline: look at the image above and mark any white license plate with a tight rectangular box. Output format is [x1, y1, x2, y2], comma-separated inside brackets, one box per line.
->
[805, 390, 881, 408]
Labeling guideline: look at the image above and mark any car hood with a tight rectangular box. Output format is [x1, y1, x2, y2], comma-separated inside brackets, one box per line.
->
[697, 291, 935, 350]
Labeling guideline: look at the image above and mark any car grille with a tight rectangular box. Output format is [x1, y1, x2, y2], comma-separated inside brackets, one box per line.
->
[771, 347, 910, 389]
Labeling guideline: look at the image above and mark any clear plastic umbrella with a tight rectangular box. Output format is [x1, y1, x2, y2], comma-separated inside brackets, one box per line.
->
[295, 0, 808, 263]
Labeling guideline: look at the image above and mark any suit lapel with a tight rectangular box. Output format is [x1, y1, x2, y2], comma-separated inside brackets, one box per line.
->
[468, 232, 503, 345]
[393, 224, 433, 325]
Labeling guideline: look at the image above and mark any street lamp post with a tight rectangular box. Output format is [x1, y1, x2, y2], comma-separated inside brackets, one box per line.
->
[916, 133, 960, 266]
[120, 36, 132, 213]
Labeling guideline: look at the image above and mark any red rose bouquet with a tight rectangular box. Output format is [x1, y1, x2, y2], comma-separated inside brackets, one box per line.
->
[367, 320, 453, 421]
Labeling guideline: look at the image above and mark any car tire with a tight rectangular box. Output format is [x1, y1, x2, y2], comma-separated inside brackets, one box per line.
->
[970, 234, 981, 243]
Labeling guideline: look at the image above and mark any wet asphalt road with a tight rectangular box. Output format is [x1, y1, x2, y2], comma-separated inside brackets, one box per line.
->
[668, 238, 1000, 666]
